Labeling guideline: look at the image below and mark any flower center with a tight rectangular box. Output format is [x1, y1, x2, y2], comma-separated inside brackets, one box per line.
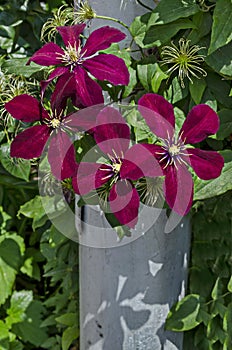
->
[58, 42, 86, 70]
[157, 134, 189, 169]
[50, 118, 61, 128]
[112, 161, 122, 174]
[169, 144, 181, 156]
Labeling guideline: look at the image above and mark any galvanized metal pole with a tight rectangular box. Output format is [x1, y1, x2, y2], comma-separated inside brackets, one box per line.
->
[74, 1, 191, 349]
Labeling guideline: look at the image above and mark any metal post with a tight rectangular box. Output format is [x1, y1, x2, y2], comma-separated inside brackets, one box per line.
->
[74, 1, 191, 349]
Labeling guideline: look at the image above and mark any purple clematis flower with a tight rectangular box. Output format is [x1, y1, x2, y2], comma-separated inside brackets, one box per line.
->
[72, 106, 161, 228]
[5, 94, 92, 180]
[28, 24, 129, 107]
[138, 93, 224, 216]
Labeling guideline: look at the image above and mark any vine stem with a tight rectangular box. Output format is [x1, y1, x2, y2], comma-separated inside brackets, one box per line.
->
[95, 15, 130, 30]
[137, 0, 153, 11]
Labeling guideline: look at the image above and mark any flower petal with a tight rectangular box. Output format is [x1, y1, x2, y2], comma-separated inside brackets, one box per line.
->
[5, 94, 49, 122]
[164, 165, 193, 216]
[187, 148, 224, 180]
[51, 72, 78, 115]
[120, 144, 163, 180]
[57, 24, 85, 47]
[74, 66, 104, 106]
[41, 66, 69, 100]
[82, 26, 126, 57]
[138, 93, 175, 139]
[72, 162, 111, 195]
[28, 42, 64, 66]
[10, 125, 50, 159]
[66, 105, 102, 133]
[180, 104, 220, 144]
[83, 54, 129, 85]
[109, 180, 139, 228]
[94, 106, 130, 157]
[48, 131, 77, 180]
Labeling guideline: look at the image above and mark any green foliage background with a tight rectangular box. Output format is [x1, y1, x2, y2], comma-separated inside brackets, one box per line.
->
[0, 1, 79, 349]
[0, 0, 231, 349]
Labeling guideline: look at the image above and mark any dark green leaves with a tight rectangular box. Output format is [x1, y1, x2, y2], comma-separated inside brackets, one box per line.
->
[149, 0, 200, 25]
[208, 0, 232, 54]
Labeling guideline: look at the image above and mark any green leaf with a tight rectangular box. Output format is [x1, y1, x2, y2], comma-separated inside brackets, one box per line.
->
[0, 257, 16, 306]
[6, 290, 33, 328]
[189, 78, 206, 104]
[174, 107, 186, 135]
[208, 0, 232, 54]
[137, 63, 157, 91]
[129, 13, 151, 48]
[123, 67, 137, 98]
[207, 316, 226, 343]
[194, 161, 232, 201]
[143, 19, 196, 48]
[151, 63, 168, 93]
[165, 294, 201, 331]
[216, 109, 232, 140]
[18, 195, 66, 230]
[164, 76, 188, 103]
[188, 11, 212, 44]
[206, 73, 232, 109]
[148, 0, 200, 25]
[223, 303, 232, 336]
[12, 301, 48, 347]
[0, 144, 31, 181]
[227, 276, 232, 293]
[206, 42, 232, 77]
[211, 278, 223, 300]
[220, 150, 232, 163]
[9, 341, 23, 350]
[2, 58, 45, 77]
[61, 326, 79, 350]
[100, 43, 131, 67]
[55, 313, 78, 327]
[0, 238, 21, 271]
[0, 320, 8, 340]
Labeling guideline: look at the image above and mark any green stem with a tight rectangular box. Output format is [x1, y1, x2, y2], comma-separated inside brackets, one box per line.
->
[205, 291, 231, 306]
[137, 0, 153, 11]
[95, 14, 129, 30]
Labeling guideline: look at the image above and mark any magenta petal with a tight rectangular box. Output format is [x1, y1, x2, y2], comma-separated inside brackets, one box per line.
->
[109, 180, 139, 228]
[188, 148, 224, 180]
[138, 94, 175, 139]
[164, 165, 193, 216]
[82, 26, 126, 57]
[66, 105, 105, 133]
[94, 107, 130, 156]
[180, 104, 220, 144]
[57, 24, 85, 47]
[83, 54, 129, 85]
[10, 125, 50, 159]
[74, 67, 104, 106]
[5, 94, 49, 122]
[28, 42, 64, 66]
[51, 72, 76, 115]
[72, 162, 110, 195]
[41, 66, 69, 99]
[48, 131, 77, 180]
[120, 144, 163, 180]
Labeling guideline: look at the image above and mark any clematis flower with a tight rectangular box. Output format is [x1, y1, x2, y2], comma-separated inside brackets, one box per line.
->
[138, 93, 224, 215]
[28, 24, 129, 107]
[72, 106, 161, 228]
[5, 94, 91, 180]
[161, 38, 207, 88]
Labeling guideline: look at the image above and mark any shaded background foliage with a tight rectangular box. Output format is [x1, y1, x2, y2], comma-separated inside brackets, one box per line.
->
[0, 0, 231, 349]
[0, 1, 79, 349]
